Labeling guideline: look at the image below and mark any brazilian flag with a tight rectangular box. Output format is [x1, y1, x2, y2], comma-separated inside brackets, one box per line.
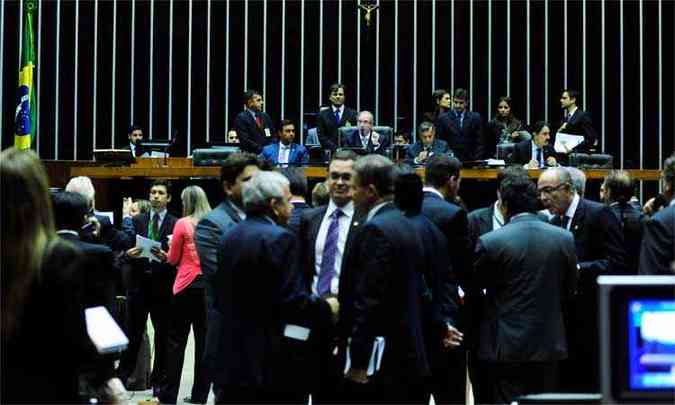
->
[14, 0, 37, 150]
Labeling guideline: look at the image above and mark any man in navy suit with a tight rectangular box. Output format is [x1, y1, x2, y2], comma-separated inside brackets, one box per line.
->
[343, 156, 461, 404]
[342, 111, 391, 154]
[117, 180, 178, 396]
[206, 171, 339, 403]
[556, 89, 598, 153]
[405, 121, 450, 165]
[260, 119, 309, 166]
[233, 89, 275, 154]
[538, 168, 626, 393]
[316, 83, 359, 151]
[435, 88, 483, 162]
[280, 166, 312, 235]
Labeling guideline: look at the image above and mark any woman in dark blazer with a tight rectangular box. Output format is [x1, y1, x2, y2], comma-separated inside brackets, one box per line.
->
[1, 148, 91, 404]
[423, 89, 452, 128]
[482, 96, 528, 158]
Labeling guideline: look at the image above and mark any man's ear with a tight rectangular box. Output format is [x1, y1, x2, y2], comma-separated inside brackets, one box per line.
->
[222, 180, 233, 196]
[367, 184, 379, 200]
[167, 194, 172, 203]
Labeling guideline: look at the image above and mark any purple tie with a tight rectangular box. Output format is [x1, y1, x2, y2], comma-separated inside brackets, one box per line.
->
[317, 209, 343, 297]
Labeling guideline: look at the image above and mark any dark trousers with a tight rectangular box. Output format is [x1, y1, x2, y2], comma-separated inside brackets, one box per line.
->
[479, 361, 559, 405]
[117, 274, 172, 390]
[159, 287, 211, 404]
[214, 385, 306, 405]
[428, 347, 466, 405]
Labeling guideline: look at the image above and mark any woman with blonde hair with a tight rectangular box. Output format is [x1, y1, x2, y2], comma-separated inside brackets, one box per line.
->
[1, 148, 89, 403]
[156, 185, 212, 404]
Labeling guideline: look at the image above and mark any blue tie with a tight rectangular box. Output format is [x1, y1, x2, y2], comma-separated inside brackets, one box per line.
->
[334, 109, 341, 124]
[536, 148, 543, 168]
[317, 209, 343, 297]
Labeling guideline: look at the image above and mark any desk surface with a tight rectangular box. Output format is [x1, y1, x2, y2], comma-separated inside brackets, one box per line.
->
[43, 158, 662, 184]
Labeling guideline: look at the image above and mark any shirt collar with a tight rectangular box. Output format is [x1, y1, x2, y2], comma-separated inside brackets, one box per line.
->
[670, 199, 675, 207]
[564, 193, 581, 223]
[422, 186, 444, 199]
[246, 108, 257, 118]
[332, 105, 344, 114]
[493, 201, 506, 226]
[279, 142, 292, 149]
[328, 200, 354, 218]
[367, 201, 389, 222]
[567, 106, 578, 117]
[151, 208, 168, 222]
[229, 200, 247, 220]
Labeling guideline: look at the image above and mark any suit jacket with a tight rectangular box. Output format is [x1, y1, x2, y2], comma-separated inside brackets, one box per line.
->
[123, 211, 178, 289]
[435, 110, 483, 162]
[421, 192, 472, 289]
[316, 106, 358, 151]
[59, 232, 118, 313]
[474, 214, 578, 362]
[195, 200, 243, 280]
[639, 205, 675, 275]
[609, 202, 647, 274]
[260, 142, 309, 166]
[347, 204, 458, 379]
[206, 216, 332, 388]
[558, 109, 598, 152]
[468, 205, 495, 246]
[297, 204, 365, 294]
[233, 110, 275, 154]
[509, 139, 557, 166]
[342, 128, 392, 154]
[405, 139, 450, 163]
[122, 143, 146, 157]
[287, 200, 312, 236]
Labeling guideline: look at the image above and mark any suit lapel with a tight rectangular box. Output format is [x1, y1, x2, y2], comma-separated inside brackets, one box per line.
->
[570, 198, 586, 238]
[482, 205, 494, 231]
[222, 200, 243, 224]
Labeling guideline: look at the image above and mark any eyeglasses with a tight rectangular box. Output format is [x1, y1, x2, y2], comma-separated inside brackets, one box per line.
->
[538, 183, 568, 195]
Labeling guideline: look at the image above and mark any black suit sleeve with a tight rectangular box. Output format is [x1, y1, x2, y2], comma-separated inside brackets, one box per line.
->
[639, 209, 675, 275]
[579, 206, 627, 278]
[234, 113, 263, 154]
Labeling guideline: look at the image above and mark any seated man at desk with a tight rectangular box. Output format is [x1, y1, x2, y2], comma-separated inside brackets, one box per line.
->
[341, 110, 391, 154]
[406, 121, 450, 165]
[125, 124, 148, 157]
[509, 121, 557, 169]
[260, 119, 309, 166]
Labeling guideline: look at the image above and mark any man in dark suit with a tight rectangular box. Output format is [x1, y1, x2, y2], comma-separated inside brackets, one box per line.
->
[435, 88, 483, 162]
[295, 150, 362, 402]
[233, 89, 275, 154]
[260, 119, 309, 166]
[475, 173, 578, 404]
[117, 180, 178, 396]
[420, 154, 473, 404]
[316, 83, 359, 151]
[406, 121, 450, 165]
[123, 124, 147, 157]
[600, 171, 647, 273]
[280, 166, 312, 235]
[556, 89, 598, 153]
[207, 171, 339, 403]
[342, 111, 391, 154]
[509, 121, 558, 168]
[538, 168, 627, 393]
[640, 154, 675, 275]
[343, 155, 461, 404]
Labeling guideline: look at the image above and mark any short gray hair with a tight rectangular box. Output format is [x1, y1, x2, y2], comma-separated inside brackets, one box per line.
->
[242, 171, 289, 213]
[358, 110, 374, 124]
[418, 121, 435, 135]
[65, 176, 95, 206]
[353, 154, 395, 196]
[566, 167, 587, 197]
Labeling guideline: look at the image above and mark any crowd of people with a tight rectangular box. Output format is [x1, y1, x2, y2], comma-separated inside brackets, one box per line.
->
[2, 136, 674, 404]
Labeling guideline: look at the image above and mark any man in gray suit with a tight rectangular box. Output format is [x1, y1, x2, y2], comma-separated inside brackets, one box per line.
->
[474, 171, 578, 404]
[193, 152, 261, 402]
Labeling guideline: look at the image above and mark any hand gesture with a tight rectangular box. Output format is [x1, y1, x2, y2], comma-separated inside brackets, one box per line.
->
[546, 156, 558, 167]
[442, 324, 464, 349]
[151, 247, 168, 262]
[325, 296, 340, 323]
[126, 247, 142, 258]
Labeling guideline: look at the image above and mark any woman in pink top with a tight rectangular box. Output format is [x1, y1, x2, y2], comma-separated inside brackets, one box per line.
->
[161, 185, 212, 404]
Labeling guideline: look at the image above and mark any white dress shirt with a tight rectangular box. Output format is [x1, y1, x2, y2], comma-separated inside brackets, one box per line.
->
[278, 142, 291, 165]
[563, 193, 581, 231]
[313, 200, 355, 296]
[492, 201, 506, 230]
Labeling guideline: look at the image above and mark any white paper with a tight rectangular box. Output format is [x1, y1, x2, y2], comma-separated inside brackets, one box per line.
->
[486, 159, 506, 166]
[135, 235, 162, 262]
[344, 336, 386, 376]
[85, 306, 129, 354]
[264, 128, 272, 138]
[149, 151, 168, 158]
[554, 132, 584, 153]
[283, 324, 311, 341]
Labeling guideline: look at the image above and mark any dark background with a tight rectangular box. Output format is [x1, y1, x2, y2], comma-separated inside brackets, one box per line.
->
[2, 0, 673, 170]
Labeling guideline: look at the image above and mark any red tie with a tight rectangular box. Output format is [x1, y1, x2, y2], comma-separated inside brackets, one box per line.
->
[255, 115, 262, 129]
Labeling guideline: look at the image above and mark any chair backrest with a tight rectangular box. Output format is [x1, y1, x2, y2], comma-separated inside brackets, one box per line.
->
[569, 153, 614, 169]
[496, 142, 516, 161]
[305, 127, 320, 146]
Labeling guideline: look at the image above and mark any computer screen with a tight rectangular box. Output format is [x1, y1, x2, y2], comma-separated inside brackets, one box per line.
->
[627, 299, 675, 391]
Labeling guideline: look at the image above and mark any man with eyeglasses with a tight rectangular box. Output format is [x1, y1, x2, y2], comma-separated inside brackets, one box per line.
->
[296, 150, 365, 403]
[537, 167, 626, 394]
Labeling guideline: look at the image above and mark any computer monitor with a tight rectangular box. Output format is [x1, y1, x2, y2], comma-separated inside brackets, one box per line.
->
[599, 276, 675, 404]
